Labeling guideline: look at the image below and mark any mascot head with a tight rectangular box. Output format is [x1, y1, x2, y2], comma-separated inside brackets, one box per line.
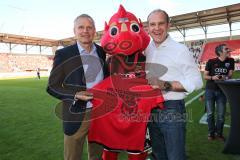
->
[101, 5, 150, 55]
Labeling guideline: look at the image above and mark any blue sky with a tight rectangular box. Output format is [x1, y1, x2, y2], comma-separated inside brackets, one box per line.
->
[0, 0, 239, 40]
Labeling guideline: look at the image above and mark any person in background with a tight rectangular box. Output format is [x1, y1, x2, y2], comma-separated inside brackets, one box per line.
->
[204, 44, 235, 141]
[37, 68, 40, 79]
[145, 9, 203, 160]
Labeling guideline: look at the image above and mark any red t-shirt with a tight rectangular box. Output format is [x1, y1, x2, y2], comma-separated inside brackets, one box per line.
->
[88, 74, 164, 151]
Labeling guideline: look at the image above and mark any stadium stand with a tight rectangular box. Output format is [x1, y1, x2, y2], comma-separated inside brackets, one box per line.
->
[200, 39, 240, 61]
[0, 53, 53, 73]
[186, 40, 205, 64]
[199, 39, 240, 71]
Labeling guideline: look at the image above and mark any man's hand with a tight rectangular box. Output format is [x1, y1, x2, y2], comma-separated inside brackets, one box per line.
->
[147, 77, 166, 89]
[74, 91, 93, 101]
[212, 75, 225, 81]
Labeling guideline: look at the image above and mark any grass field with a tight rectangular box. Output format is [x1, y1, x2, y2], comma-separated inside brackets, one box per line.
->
[0, 72, 240, 160]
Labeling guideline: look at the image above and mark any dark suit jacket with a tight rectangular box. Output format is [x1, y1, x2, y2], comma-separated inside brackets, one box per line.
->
[47, 43, 109, 135]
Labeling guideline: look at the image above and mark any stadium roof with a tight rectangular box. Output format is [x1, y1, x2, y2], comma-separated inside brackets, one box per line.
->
[166, 3, 240, 32]
[0, 33, 58, 47]
[0, 3, 240, 47]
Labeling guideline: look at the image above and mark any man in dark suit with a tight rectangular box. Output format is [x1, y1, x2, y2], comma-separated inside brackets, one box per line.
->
[47, 14, 108, 160]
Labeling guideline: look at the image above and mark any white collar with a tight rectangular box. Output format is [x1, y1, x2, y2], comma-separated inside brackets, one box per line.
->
[77, 41, 96, 54]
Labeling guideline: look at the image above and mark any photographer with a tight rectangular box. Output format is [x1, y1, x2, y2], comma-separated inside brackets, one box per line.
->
[203, 44, 235, 141]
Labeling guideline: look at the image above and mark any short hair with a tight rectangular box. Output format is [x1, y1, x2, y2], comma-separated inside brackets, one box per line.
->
[147, 9, 170, 24]
[74, 14, 95, 28]
[215, 44, 226, 56]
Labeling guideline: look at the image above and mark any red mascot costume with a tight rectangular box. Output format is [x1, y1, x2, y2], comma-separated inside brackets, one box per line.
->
[88, 5, 164, 160]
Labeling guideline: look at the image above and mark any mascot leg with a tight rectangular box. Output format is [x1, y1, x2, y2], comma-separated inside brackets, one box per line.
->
[102, 150, 118, 160]
[128, 152, 148, 160]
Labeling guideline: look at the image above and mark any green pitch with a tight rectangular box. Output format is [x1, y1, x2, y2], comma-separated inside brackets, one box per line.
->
[0, 72, 240, 160]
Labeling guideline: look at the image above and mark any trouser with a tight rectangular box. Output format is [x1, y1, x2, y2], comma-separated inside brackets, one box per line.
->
[102, 150, 148, 160]
[205, 89, 227, 136]
[149, 100, 186, 160]
[64, 109, 103, 160]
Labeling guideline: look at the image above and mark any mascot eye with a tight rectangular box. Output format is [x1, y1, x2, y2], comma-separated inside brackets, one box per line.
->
[110, 26, 119, 36]
[130, 23, 140, 33]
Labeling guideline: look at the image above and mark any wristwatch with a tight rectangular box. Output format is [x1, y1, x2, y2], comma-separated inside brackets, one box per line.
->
[164, 81, 172, 91]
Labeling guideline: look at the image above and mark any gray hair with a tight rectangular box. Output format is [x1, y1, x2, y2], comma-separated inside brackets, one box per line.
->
[147, 9, 170, 24]
[74, 14, 95, 28]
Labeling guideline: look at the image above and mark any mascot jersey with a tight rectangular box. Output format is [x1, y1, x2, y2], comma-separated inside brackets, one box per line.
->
[88, 74, 164, 151]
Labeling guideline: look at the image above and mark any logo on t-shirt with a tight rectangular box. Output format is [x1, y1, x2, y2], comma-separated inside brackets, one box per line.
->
[214, 68, 227, 74]
[225, 63, 230, 68]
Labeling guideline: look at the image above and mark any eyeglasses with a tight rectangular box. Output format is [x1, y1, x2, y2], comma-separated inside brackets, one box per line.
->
[224, 47, 231, 52]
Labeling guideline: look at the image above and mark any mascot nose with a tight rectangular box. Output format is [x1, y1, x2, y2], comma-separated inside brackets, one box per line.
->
[121, 23, 128, 32]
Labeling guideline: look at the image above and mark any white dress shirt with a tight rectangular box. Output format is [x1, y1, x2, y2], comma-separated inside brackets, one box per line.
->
[145, 36, 203, 100]
[77, 42, 104, 108]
